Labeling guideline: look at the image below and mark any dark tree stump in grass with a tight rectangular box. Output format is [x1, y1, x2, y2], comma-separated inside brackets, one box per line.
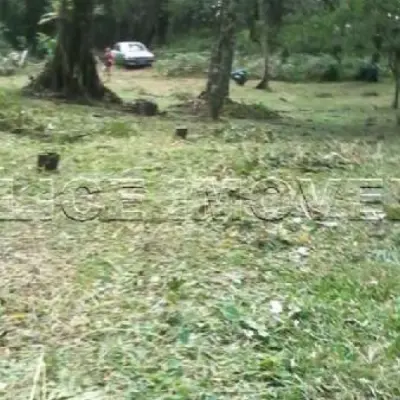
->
[135, 99, 159, 116]
[38, 152, 60, 171]
[123, 99, 159, 116]
[175, 127, 188, 139]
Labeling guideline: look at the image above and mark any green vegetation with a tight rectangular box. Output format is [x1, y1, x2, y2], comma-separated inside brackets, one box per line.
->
[1, 70, 400, 399]
[1, 0, 400, 398]
[155, 50, 392, 82]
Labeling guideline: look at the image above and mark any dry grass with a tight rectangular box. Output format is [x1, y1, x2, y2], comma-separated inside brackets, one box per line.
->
[1, 67, 400, 399]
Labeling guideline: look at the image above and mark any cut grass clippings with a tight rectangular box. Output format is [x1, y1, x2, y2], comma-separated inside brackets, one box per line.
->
[0, 69, 399, 399]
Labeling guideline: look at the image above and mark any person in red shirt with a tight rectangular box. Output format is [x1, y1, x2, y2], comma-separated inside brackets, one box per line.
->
[104, 47, 114, 81]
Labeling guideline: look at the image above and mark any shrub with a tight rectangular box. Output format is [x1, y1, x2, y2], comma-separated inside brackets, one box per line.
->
[155, 49, 391, 83]
[36, 33, 57, 59]
[242, 53, 391, 83]
[155, 52, 209, 77]
[0, 37, 11, 55]
[0, 54, 17, 76]
[0, 24, 12, 56]
[306, 54, 341, 81]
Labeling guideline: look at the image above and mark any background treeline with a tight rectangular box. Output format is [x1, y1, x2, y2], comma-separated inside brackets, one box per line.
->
[0, 0, 398, 82]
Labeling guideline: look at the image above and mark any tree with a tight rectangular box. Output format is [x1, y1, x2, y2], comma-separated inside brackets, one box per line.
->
[255, 0, 271, 90]
[376, 3, 400, 108]
[354, 0, 400, 108]
[24, 0, 119, 103]
[387, 25, 400, 108]
[246, 0, 285, 89]
[204, 0, 237, 119]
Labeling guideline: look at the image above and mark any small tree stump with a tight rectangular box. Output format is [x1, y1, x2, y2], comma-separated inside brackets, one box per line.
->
[135, 99, 158, 116]
[175, 127, 188, 139]
[37, 152, 60, 171]
[123, 99, 159, 116]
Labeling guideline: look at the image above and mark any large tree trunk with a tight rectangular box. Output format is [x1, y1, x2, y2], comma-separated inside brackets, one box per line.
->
[156, 0, 169, 45]
[247, 0, 260, 44]
[24, 0, 120, 103]
[393, 69, 400, 110]
[389, 50, 400, 109]
[394, 79, 400, 109]
[255, 0, 271, 90]
[204, 0, 236, 120]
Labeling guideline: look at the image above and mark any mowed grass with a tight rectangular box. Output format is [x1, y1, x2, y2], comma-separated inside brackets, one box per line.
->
[1, 67, 400, 399]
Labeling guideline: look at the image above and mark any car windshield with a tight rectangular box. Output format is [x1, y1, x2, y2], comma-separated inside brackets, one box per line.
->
[123, 43, 145, 51]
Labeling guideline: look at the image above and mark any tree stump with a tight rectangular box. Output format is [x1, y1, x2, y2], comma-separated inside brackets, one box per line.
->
[38, 152, 60, 171]
[136, 100, 158, 116]
[175, 127, 188, 139]
[123, 99, 159, 116]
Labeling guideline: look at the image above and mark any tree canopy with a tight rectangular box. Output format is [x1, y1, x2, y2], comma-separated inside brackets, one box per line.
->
[3, 0, 400, 116]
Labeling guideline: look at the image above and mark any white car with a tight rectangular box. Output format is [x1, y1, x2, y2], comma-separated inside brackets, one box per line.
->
[111, 41, 155, 67]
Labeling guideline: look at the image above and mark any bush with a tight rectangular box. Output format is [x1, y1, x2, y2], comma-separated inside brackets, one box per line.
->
[36, 33, 57, 59]
[154, 47, 392, 83]
[0, 24, 12, 55]
[158, 30, 214, 54]
[305, 54, 341, 81]
[155, 52, 209, 77]
[0, 66, 15, 76]
[254, 53, 343, 82]
[355, 62, 379, 82]
[0, 54, 17, 76]
[0, 38, 11, 55]
[241, 53, 392, 83]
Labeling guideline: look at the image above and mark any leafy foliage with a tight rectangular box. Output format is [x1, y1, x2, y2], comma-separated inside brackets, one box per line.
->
[0, 0, 398, 58]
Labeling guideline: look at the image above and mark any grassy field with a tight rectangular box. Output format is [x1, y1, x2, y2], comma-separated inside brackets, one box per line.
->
[1, 66, 400, 399]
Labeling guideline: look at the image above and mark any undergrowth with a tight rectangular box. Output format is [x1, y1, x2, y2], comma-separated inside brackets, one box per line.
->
[155, 51, 391, 83]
